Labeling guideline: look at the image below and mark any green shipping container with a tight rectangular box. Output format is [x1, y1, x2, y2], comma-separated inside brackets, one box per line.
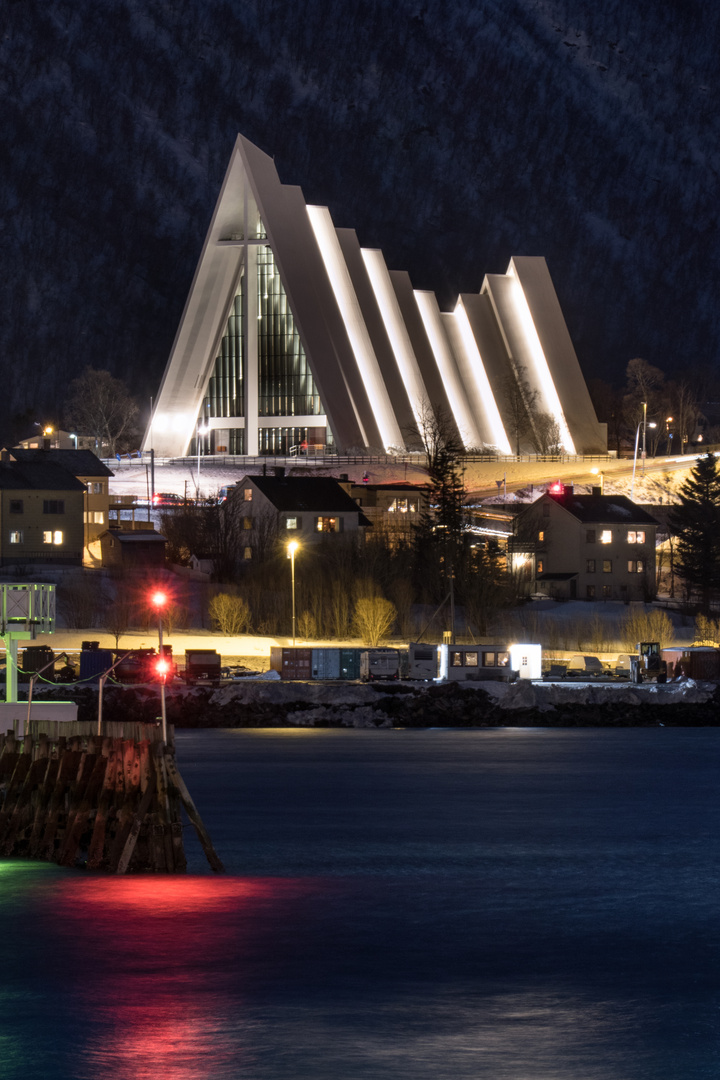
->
[339, 648, 361, 680]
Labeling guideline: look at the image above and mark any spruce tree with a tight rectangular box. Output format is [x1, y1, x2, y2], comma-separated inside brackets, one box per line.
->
[668, 453, 720, 612]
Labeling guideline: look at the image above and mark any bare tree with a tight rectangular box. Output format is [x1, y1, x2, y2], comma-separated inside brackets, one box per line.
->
[104, 594, 134, 648]
[64, 368, 139, 455]
[57, 573, 101, 629]
[352, 596, 397, 646]
[531, 412, 562, 456]
[208, 593, 252, 634]
[501, 366, 539, 455]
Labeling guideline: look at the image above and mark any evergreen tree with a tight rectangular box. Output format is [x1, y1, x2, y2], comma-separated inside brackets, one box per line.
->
[668, 453, 720, 612]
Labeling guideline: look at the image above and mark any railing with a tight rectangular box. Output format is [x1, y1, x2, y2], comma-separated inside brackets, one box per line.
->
[105, 451, 622, 469]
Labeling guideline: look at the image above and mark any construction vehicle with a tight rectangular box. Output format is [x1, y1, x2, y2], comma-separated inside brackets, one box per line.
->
[631, 642, 667, 684]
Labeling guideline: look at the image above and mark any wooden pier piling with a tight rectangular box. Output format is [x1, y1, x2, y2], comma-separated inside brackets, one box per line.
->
[0, 723, 223, 873]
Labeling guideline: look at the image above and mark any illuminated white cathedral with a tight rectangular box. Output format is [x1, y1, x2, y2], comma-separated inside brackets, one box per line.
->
[144, 134, 606, 458]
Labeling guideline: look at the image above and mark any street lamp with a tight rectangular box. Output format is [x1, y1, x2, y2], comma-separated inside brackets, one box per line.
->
[196, 422, 209, 496]
[287, 541, 299, 645]
[665, 416, 673, 455]
[631, 417, 657, 498]
[151, 589, 168, 741]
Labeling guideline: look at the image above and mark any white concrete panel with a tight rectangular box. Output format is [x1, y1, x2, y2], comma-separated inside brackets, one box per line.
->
[483, 274, 576, 454]
[414, 291, 482, 448]
[306, 206, 403, 450]
[451, 301, 512, 454]
[361, 248, 428, 431]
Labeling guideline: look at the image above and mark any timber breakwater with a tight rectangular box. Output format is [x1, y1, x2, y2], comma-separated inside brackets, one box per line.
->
[0, 725, 223, 872]
[24, 678, 720, 730]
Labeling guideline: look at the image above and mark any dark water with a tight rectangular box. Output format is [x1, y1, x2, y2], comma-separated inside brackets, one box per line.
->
[2, 727, 720, 1079]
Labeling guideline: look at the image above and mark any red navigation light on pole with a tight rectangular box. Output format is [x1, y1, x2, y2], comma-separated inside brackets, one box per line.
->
[155, 656, 171, 680]
[150, 587, 169, 742]
[548, 481, 564, 495]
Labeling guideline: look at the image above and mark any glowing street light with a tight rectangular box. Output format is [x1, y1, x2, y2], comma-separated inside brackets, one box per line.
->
[151, 590, 169, 741]
[287, 541, 299, 646]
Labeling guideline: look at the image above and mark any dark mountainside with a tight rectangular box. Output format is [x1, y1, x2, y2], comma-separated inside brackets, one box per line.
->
[1, 0, 719, 433]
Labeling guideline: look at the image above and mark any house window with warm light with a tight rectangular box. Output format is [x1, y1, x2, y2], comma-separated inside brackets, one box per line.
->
[43, 531, 63, 545]
[627, 531, 645, 544]
[603, 560, 612, 573]
[286, 517, 298, 529]
[537, 559, 544, 574]
[9, 530, 22, 544]
[538, 530, 544, 542]
[600, 530, 612, 544]
[316, 516, 338, 532]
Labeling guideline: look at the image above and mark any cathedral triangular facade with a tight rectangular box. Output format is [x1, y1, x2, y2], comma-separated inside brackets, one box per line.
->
[145, 135, 606, 458]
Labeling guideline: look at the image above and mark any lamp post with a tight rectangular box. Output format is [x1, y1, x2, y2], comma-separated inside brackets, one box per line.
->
[287, 541, 299, 645]
[631, 418, 657, 499]
[196, 422, 209, 496]
[151, 589, 168, 741]
[666, 416, 673, 455]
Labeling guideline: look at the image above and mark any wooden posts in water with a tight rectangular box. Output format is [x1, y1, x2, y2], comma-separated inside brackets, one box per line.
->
[0, 724, 223, 873]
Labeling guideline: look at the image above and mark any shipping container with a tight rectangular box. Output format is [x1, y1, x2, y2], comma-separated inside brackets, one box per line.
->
[271, 646, 312, 680]
[662, 647, 720, 681]
[19, 646, 55, 682]
[79, 648, 114, 682]
[339, 648, 361, 680]
[311, 648, 341, 680]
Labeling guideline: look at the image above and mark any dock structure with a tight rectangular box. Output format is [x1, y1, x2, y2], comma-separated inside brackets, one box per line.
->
[0, 723, 224, 873]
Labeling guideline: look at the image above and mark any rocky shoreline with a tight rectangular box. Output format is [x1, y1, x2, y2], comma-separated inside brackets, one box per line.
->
[34, 678, 720, 729]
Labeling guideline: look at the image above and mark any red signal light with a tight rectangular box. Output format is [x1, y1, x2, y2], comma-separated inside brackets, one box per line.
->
[549, 481, 564, 494]
[151, 590, 168, 609]
[155, 656, 171, 679]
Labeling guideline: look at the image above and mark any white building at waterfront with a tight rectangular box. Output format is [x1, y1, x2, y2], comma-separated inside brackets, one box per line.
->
[145, 134, 606, 458]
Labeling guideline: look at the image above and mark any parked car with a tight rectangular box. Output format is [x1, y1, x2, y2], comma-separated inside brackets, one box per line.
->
[566, 655, 604, 677]
[152, 492, 183, 506]
[615, 654, 632, 678]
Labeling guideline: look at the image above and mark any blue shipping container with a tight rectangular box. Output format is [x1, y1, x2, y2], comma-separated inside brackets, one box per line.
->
[79, 649, 114, 682]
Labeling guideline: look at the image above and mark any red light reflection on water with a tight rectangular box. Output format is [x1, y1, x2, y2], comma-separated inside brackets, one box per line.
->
[48, 876, 319, 1080]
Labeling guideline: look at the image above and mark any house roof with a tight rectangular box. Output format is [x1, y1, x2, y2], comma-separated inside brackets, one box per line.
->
[349, 482, 429, 493]
[99, 530, 166, 543]
[545, 493, 658, 525]
[0, 460, 86, 492]
[10, 448, 114, 478]
[242, 475, 373, 523]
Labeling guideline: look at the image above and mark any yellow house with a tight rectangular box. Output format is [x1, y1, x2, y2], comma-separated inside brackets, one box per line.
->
[0, 457, 85, 565]
[10, 448, 113, 552]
